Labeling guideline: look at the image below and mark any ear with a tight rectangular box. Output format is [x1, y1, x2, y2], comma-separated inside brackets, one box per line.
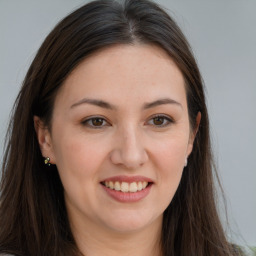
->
[186, 112, 201, 157]
[34, 116, 56, 164]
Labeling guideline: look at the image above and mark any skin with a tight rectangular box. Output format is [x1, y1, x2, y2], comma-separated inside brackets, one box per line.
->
[35, 44, 200, 256]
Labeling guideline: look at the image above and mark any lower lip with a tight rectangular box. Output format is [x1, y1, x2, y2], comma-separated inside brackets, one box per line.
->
[101, 183, 152, 203]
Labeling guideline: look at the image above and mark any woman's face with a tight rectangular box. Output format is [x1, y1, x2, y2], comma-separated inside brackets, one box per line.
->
[37, 44, 197, 235]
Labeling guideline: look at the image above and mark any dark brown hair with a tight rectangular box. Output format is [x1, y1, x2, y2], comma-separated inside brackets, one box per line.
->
[0, 0, 240, 255]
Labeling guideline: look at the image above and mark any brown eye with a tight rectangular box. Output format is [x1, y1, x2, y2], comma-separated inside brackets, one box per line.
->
[82, 117, 109, 128]
[91, 118, 104, 126]
[147, 115, 173, 127]
[153, 116, 165, 126]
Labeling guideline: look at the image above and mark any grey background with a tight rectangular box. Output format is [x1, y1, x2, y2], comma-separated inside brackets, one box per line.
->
[0, 0, 255, 246]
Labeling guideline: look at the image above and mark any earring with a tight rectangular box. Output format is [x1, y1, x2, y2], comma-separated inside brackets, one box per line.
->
[184, 158, 188, 167]
[44, 157, 51, 166]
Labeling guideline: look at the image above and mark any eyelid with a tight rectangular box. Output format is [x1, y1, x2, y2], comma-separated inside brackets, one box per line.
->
[81, 114, 174, 129]
[81, 115, 111, 128]
[146, 114, 174, 127]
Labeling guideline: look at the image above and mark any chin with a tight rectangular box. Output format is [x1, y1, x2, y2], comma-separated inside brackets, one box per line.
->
[101, 211, 162, 234]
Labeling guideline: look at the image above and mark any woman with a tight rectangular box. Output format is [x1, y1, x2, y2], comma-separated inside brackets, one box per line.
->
[0, 0, 243, 255]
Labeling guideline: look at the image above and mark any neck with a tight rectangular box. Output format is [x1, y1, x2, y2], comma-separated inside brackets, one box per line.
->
[70, 215, 163, 256]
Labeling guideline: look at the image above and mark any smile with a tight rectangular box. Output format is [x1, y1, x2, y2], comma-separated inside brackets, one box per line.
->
[100, 176, 153, 202]
[103, 181, 149, 193]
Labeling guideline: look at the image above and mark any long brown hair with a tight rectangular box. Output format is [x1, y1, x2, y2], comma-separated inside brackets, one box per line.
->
[0, 0, 240, 255]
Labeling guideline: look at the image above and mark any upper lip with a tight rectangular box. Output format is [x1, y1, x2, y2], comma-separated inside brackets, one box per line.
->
[101, 175, 154, 183]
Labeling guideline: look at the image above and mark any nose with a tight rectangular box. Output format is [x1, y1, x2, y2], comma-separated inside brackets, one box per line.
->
[110, 126, 149, 169]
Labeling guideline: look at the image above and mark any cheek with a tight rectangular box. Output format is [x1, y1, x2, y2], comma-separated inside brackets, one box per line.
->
[52, 133, 108, 187]
[52, 135, 108, 212]
[152, 135, 188, 200]
[154, 134, 188, 170]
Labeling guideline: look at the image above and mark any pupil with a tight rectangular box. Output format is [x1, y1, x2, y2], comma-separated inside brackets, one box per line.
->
[153, 117, 164, 125]
[92, 118, 103, 126]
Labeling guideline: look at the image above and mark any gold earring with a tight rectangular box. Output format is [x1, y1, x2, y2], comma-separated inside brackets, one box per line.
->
[44, 157, 51, 166]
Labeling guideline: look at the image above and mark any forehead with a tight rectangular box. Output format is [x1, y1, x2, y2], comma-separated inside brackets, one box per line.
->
[54, 44, 186, 110]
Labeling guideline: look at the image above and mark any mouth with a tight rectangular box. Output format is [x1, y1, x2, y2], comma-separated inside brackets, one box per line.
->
[101, 180, 152, 193]
[100, 175, 153, 202]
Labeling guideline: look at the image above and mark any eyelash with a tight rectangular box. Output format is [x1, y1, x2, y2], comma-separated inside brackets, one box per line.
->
[81, 116, 110, 129]
[81, 115, 174, 129]
[147, 115, 174, 127]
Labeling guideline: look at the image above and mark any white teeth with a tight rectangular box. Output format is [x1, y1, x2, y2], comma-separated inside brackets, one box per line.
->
[109, 181, 114, 189]
[142, 181, 147, 189]
[103, 181, 149, 192]
[137, 181, 143, 191]
[114, 181, 121, 191]
[121, 182, 129, 192]
[129, 182, 138, 192]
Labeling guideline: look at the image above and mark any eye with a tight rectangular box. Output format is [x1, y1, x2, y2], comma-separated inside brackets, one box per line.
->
[82, 117, 110, 128]
[147, 115, 173, 127]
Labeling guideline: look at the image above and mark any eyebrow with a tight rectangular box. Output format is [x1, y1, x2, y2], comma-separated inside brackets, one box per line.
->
[143, 98, 183, 110]
[70, 98, 116, 110]
[70, 97, 182, 110]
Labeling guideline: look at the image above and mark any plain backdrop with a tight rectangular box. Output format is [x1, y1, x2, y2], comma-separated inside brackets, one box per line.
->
[0, 0, 255, 247]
